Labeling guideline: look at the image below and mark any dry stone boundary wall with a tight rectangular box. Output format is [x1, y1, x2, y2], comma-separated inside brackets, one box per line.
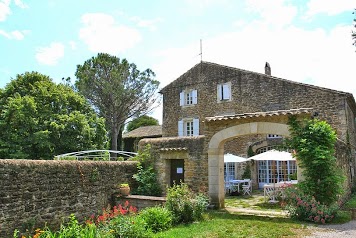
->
[0, 159, 137, 237]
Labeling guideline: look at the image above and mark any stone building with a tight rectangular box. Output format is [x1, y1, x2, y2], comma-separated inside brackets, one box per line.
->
[140, 61, 356, 208]
[123, 125, 162, 152]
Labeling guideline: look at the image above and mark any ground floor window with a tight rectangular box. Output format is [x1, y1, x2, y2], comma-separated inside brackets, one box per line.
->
[257, 160, 297, 188]
[224, 162, 235, 181]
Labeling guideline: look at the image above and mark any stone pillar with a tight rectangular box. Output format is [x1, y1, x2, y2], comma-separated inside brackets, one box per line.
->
[208, 147, 225, 208]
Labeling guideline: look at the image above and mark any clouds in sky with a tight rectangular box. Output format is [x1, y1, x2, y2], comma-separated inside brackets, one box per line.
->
[35, 42, 65, 66]
[0, 0, 27, 22]
[305, 0, 355, 17]
[79, 13, 141, 54]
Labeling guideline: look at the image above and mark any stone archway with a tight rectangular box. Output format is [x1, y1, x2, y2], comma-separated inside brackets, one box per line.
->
[208, 122, 290, 208]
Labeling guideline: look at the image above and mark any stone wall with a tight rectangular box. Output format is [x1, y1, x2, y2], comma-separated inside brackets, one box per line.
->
[0, 159, 137, 237]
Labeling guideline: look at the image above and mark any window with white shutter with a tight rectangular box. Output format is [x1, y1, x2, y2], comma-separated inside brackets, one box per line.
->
[178, 118, 199, 136]
[180, 89, 198, 106]
[217, 82, 231, 101]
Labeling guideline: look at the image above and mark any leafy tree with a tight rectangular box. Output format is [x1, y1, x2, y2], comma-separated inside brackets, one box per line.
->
[126, 115, 159, 132]
[286, 116, 344, 205]
[0, 72, 107, 160]
[75, 53, 160, 151]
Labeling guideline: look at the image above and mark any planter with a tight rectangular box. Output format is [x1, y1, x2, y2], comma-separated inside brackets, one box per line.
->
[120, 186, 130, 196]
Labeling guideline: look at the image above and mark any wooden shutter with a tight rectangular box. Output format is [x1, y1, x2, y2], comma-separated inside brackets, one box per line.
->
[179, 91, 184, 106]
[222, 84, 230, 100]
[178, 120, 184, 136]
[217, 84, 222, 101]
[192, 90, 198, 104]
[193, 118, 199, 136]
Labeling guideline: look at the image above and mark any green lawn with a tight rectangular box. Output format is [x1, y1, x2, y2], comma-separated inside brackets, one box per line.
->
[153, 211, 311, 238]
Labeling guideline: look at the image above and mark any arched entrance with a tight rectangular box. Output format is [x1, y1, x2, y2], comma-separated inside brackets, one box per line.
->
[208, 122, 290, 208]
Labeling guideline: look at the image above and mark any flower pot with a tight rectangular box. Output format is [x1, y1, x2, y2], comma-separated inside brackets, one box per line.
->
[120, 186, 130, 196]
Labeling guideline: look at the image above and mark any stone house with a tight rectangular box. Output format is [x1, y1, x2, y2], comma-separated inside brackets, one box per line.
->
[140, 61, 356, 208]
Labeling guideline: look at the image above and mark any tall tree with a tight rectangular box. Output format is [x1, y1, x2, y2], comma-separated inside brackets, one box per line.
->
[75, 53, 160, 151]
[126, 115, 159, 132]
[0, 72, 107, 160]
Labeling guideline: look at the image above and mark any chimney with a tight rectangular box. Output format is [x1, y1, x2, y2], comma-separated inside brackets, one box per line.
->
[265, 62, 271, 76]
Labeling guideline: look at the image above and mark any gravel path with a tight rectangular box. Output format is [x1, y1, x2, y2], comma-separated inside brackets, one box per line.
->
[305, 220, 356, 238]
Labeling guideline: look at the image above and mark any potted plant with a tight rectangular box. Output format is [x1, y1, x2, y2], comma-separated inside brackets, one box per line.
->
[119, 183, 130, 196]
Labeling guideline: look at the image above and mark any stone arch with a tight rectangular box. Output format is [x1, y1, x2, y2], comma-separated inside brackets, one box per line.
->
[208, 122, 290, 208]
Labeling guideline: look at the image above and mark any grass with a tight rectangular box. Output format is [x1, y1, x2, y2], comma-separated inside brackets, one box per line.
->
[224, 190, 283, 212]
[153, 211, 312, 238]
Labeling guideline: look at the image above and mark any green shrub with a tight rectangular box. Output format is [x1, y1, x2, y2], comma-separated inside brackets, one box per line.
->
[165, 183, 208, 224]
[132, 165, 162, 196]
[108, 215, 152, 238]
[138, 206, 173, 233]
[283, 186, 338, 223]
[131, 145, 162, 196]
[286, 116, 345, 205]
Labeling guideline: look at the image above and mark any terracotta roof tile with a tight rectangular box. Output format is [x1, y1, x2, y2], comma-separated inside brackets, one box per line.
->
[122, 125, 162, 138]
[205, 108, 313, 122]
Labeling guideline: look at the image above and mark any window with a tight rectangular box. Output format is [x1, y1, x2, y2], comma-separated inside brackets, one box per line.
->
[180, 89, 197, 106]
[224, 162, 235, 182]
[257, 160, 297, 188]
[217, 82, 231, 101]
[178, 118, 199, 136]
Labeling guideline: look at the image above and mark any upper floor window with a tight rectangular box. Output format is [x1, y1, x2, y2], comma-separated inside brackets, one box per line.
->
[217, 82, 231, 101]
[180, 89, 197, 106]
[178, 118, 199, 137]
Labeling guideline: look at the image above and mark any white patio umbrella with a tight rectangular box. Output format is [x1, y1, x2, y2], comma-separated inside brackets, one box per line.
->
[224, 153, 247, 163]
[246, 150, 295, 161]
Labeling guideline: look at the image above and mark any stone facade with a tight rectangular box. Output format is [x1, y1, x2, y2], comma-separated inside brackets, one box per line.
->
[143, 61, 356, 208]
[0, 159, 137, 237]
[160, 61, 356, 145]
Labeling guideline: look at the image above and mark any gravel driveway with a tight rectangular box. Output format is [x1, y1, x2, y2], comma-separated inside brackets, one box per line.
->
[305, 220, 356, 238]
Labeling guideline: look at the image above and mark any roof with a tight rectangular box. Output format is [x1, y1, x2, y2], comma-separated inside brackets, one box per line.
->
[122, 125, 162, 139]
[205, 108, 313, 122]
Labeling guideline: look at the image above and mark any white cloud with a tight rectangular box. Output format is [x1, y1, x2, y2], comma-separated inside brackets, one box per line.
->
[305, 0, 354, 17]
[35, 42, 65, 66]
[79, 13, 141, 54]
[245, 0, 298, 27]
[130, 16, 163, 31]
[14, 0, 27, 9]
[0, 29, 28, 39]
[0, 0, 11, 21]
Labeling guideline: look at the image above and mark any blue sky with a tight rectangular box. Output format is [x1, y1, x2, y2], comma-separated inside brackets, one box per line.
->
[1, 0, 355, 123]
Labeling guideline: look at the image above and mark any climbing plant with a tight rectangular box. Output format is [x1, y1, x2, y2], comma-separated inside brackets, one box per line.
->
[286, 116, 345, 205]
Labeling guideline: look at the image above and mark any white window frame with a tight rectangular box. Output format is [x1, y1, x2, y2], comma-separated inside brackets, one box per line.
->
[178, 118, 199, 137]
[217, 82, 231, 102]
[180, 89, 197, 106]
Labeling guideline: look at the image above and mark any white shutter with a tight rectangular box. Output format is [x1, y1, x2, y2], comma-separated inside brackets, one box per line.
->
[193, 118, 199, 136]
[179, 91, 184, 106]
[192, 90, 198, 105]
[217, 84, 222, 101]
[178, 120, 184, 137]
[222, 84, 230, 100]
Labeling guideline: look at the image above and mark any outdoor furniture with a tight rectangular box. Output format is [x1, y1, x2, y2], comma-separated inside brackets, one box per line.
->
[229, 179, 250, 193]
[242, 179, 252, 195]
[263, 181, 298, 202]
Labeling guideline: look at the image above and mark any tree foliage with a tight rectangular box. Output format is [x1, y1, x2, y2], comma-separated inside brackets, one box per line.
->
[286, 116, 344, 205]
[0, 72, 107, 160]
[126, 115, 159, 132]
[75, 53, 160, 151]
